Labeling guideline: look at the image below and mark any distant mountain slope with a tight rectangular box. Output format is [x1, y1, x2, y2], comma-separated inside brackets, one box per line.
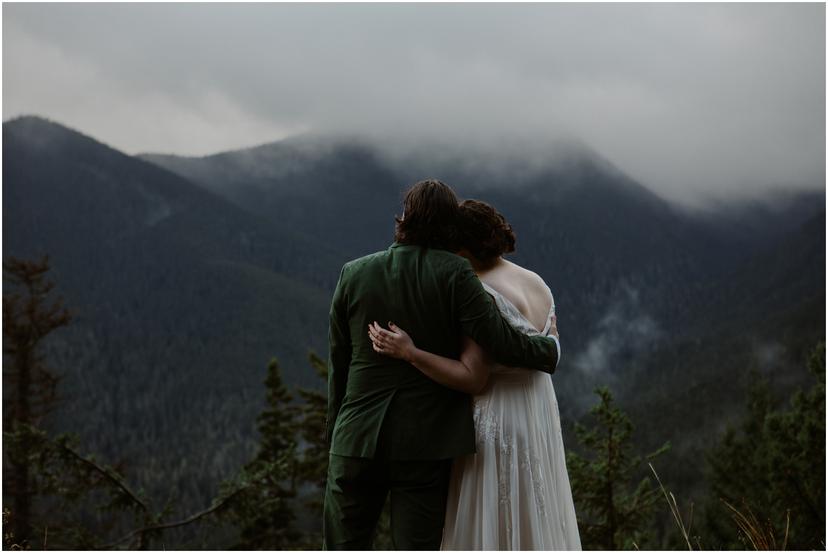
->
[617, 209, 825, 497]
[142, 135, 405, 257]
[6, 116, 343, 284]
[690, 208, 826, 354]
[3, 115, 339, 508]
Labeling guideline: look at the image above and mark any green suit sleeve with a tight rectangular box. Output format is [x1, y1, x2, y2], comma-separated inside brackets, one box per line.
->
[326, 265, 352, 445]
[454, 262, 558, 374]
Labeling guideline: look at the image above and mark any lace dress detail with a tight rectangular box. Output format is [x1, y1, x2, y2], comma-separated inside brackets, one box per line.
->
[441, 283, 581, 551]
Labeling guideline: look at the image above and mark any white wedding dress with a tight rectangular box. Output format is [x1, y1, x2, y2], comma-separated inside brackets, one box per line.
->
[441, 282, 582, 551]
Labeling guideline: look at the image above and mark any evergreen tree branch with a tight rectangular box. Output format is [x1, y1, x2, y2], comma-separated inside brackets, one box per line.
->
[56, 443, 150, 515]
[97, 486, 249, 550]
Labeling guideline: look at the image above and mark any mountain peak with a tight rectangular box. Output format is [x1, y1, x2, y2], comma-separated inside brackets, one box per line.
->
[3, 114, 120, 158]
[4, 113, 83, 137]
[4, 113, 54, 127]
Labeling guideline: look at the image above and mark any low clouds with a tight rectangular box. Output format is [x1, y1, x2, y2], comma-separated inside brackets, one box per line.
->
[571, 282, 662, 376]
[2, 21, 305, 156]
[3, 3, 824, 206]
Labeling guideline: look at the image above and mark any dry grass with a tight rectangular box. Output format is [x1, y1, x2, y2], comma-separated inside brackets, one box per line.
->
[648, 462, 794, 551]
[649, 462, 699, 550]
[721, 499, 790, 551]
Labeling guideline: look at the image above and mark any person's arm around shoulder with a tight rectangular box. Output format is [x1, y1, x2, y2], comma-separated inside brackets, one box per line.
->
[326, 264, 352, 446]
[452, 258, 558, 374]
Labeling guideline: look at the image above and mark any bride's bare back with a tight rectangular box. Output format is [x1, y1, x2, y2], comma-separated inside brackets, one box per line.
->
[477, 258, 553, 333]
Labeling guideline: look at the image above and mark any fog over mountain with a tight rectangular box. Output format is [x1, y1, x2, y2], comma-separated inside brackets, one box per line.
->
[4, 3, 824, 207]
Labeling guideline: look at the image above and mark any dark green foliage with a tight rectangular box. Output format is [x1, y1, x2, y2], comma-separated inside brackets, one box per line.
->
[294, 353, 329, 518]
[3, 255, 72, 546]
[703, 342, 825, 550]
[257, 359, 300, 469]
[1, 256, 146, 548]
[2, 257, 246, 549]
[567, 387, 670, 550]
[3, 256, 72, 424]
[223, 352, 396, 550]
[2, 423, 169, 549]
[8, 418, 252, 550]
[0, 256, 162, 549]
[221, 359, 301, 549]
[764, 342, 826, 548]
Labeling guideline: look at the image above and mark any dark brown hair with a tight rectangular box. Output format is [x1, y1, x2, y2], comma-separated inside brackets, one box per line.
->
[458, 199, 516, 265]
[394, 179, 461, 250]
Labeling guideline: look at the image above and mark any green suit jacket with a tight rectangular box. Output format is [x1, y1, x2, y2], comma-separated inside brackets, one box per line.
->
[326, 243, 558, 460]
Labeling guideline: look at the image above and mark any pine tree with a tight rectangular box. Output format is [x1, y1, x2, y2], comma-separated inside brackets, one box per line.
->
[764, 341, 825, 548]
[704, 341, 825, 549]
[3, 255, 72, 545]
[223, 358, 301, 549]
[566, 387, 670, 549]
[294, 353, 329, 519]
[2, 256, 237, 549]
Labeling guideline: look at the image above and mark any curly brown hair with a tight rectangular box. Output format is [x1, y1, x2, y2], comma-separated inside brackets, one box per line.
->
[394, 179, 461, 251]
[458, 199, 516, 265]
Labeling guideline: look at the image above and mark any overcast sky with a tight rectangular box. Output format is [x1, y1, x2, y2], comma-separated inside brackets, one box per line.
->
[3, 3, 825, 206]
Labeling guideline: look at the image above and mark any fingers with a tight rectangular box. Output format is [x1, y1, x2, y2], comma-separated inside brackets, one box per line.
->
[368, 322, 387, 338]
[388, 321, 407, 335]
[368, 322, 388, 342]
[368, 330, 385, 349]
[368, 327, 383, 346]
[375, 322, 397, 338]
[369, 321, 398, 341]
[368, 322, 394, 351]
[369, 331, 392, 355]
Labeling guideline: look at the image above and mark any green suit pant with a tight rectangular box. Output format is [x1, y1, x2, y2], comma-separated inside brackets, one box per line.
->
[323, 453, 452, 550]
